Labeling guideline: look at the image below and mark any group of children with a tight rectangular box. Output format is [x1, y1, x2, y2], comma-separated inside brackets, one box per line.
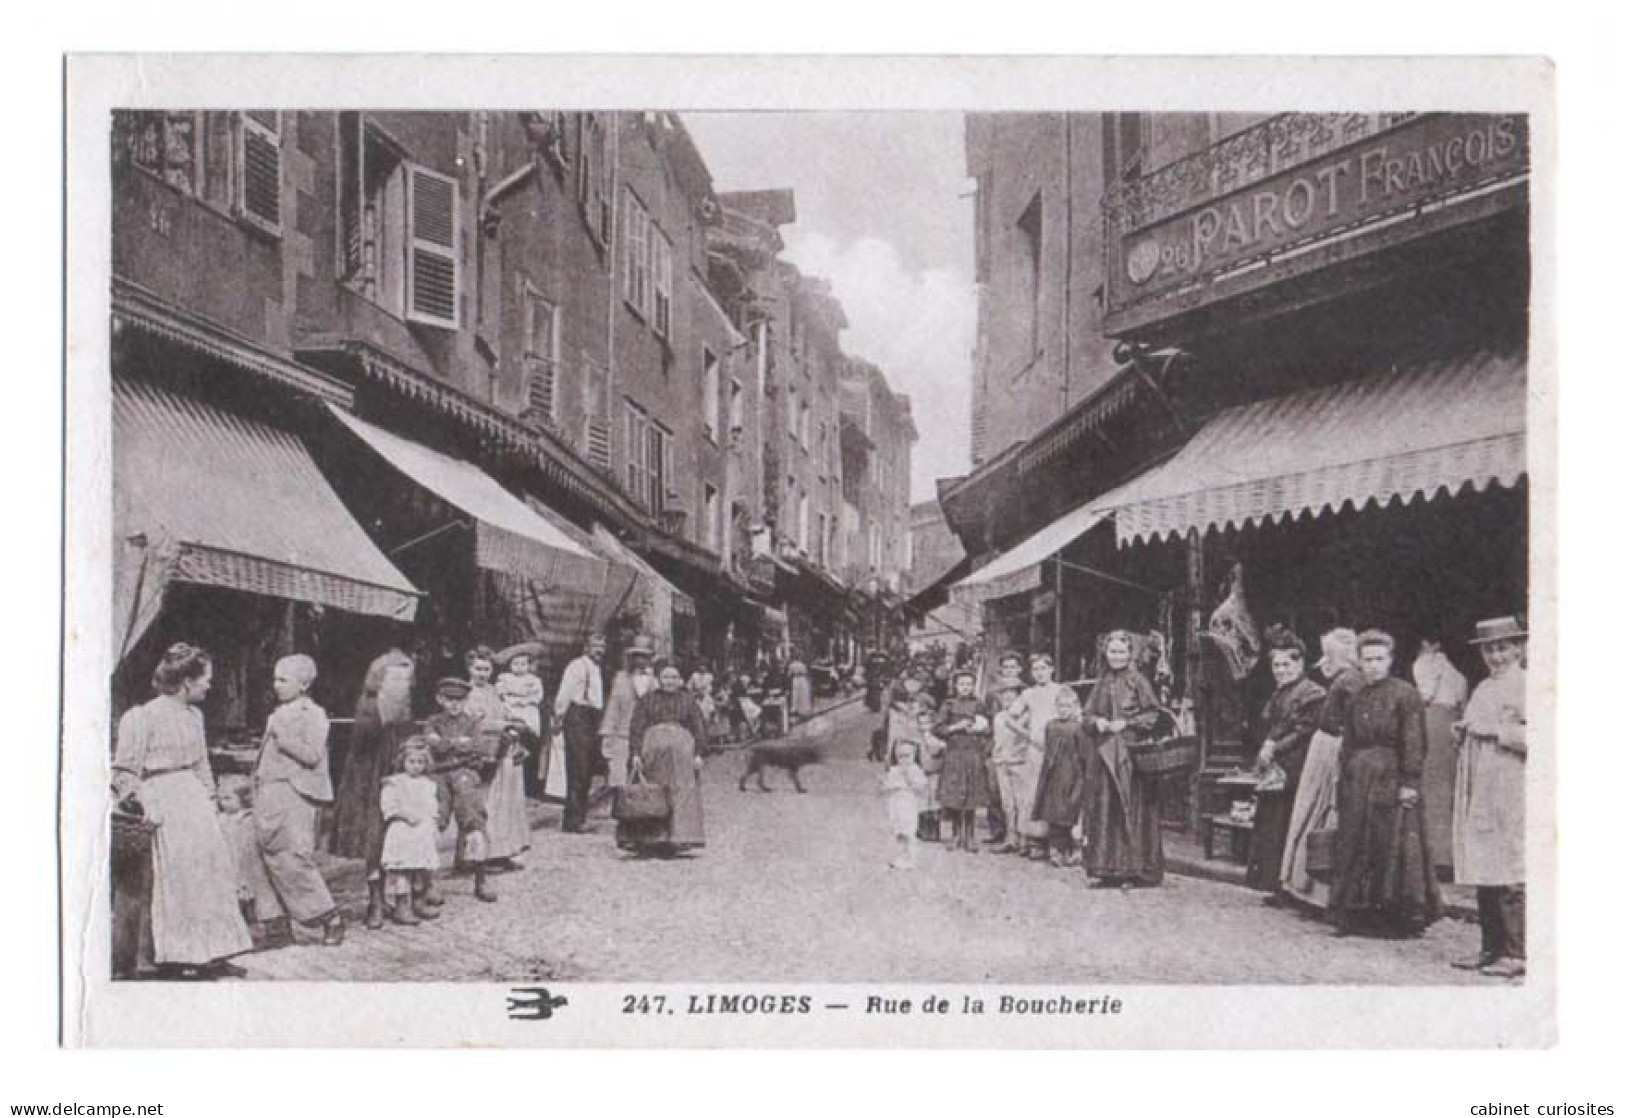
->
[878, 649, 1118, 873]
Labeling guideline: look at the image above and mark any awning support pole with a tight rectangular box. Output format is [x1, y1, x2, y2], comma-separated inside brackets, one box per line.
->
[387, 518, 471, 558]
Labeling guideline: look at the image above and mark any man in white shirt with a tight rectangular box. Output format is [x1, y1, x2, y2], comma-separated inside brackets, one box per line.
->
[555, 633, 606, 833]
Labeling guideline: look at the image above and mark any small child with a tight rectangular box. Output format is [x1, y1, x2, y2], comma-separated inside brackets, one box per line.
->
[914, 709, 947, 843]
[379, 740, 442, 926]
[216, 777, 285, 944]
[496, 652, 546, 739]
[880, 739, 930, 869]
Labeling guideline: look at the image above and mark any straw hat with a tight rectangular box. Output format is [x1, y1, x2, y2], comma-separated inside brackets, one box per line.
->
[1469, 615, 1528, 644]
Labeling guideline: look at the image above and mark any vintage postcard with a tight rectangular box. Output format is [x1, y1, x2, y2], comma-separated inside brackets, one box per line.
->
[61, 54, 1555, 1047]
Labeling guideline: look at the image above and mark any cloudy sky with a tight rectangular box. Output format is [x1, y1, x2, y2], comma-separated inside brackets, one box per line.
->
[684, 112, 975, 503]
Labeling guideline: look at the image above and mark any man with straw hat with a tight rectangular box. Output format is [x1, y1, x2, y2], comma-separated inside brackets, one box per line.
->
[601, 635, 657, 790]
[1451, 615, 1529, 979]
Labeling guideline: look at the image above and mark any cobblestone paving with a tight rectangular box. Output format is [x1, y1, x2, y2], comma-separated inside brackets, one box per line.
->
[245, 700, 1494, 985]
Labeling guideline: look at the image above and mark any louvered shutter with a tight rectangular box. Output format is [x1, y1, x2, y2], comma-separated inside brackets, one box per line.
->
[238, 111, 282, 235]
[406, 164, 461, 329]
[337, 113, 364, 279]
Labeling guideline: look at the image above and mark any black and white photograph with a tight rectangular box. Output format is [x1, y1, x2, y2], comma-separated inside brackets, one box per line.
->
[58, 54, 1556, 1048]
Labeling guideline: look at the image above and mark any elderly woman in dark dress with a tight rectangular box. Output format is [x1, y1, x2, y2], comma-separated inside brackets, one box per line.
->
[332, 649, 417, 929]
[1245, 627, 1327, 899]
[618, 661, 708, 857]
[1081, 631, 1165, 888]
[1329, 630, 1442, 937]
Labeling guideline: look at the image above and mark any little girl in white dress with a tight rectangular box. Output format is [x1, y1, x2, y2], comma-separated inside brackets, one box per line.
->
[880, 739, 930, 870]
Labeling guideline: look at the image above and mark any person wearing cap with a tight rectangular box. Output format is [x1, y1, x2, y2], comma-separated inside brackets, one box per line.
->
[601, 636, 657, 790]
[1451, 616, 1529, 978]
[424, 677, 497, 903]
[555, 633, 607, 833]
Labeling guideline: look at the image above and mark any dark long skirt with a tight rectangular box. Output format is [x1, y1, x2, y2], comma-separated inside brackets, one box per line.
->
[1329, 747, 1441, 933]
[937, 739, 991, 810]
[616, 724, 705, 854]
[1082, 739, 1164, 885]
[1245, 752, 1305, 892]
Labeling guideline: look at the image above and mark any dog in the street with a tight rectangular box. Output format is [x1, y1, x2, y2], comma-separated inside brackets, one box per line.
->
[737, 741, 823, 793]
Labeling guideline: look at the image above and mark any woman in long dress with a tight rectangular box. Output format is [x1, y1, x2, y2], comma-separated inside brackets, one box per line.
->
[788, 654, 812, 723]
[1246, 628, 1327, 898]
[1081, 631, 1166, 887]
[112, 643, 252, 978]
[332, 649, 416, 929]
[1328, 630, 1441, 937]
[465, 646, 529, 870]
[617, 661, 708, 856]
[1280, 628, 1362, 909]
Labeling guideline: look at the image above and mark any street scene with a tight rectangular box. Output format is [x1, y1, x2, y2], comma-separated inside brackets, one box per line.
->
[102, 107, 1531, 991]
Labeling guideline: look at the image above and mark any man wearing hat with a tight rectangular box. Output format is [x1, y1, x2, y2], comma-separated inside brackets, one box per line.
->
[601, 635, 656, 790]
[554, 633, 607, 833]
[424, 677, 498, 903]
[1451, 616, 1529, 978]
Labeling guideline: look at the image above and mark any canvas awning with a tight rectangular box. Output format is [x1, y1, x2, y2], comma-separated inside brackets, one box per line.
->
[1098, 349, 1528, 545]
[949, 501, 1112, 606]
[114, 380, 420, 658]
[328, 405, 605, 594]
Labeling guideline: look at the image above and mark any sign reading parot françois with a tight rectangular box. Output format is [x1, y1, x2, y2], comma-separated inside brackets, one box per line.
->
[1113, 113, 1529, 309]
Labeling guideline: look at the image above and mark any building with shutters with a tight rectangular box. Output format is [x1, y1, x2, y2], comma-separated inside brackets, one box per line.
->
[941, 111, 1532, 837]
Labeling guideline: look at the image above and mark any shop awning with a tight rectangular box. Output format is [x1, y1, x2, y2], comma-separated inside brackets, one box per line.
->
[950, 501, 1111, 606]
[114, 381, 420, 657]
[328, 405, 605, 594]
[1098, 349, 1528, 545]
[592, 524, 697, 618]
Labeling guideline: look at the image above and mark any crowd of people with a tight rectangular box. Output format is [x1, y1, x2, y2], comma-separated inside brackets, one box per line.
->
[111, 631, 731, 980]
[873, 616, 1529, 979]
[109, 610, 1528, 983]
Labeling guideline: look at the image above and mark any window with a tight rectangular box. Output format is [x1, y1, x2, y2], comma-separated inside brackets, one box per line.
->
[1016, 192, 1043, 358]
[522, 286, 561, 427]
[581, 360, 611, 471]
[800, 401, 812, 448]
[237, 112, 283, 236]
[621, 188, 651, 317]
[575, 113, 612, 247]
[816, 513, 827, 566]
[798, 494, 810, 553]
[729, 379, 745, 442]
[869, 523, 882, 570]
[704, 484, 721, 551]
[701, 347, 721, 442]
[337, 115, 461, 329]
[787, 384, 799, 445]
[651, 229, 674, 339]
[624, 400, 674, 512]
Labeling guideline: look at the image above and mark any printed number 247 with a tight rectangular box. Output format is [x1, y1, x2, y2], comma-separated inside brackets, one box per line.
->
[622, 995, 669, 1014]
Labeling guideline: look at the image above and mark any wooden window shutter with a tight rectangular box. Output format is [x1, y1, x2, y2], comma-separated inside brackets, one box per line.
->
[406, 164, 460, 329]
[237, 111, 282, 235]
[337, 113, 364, 279]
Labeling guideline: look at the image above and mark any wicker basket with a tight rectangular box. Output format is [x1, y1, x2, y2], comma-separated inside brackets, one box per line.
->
[1306, 826, 1337, 876]
[1130, 737, 1199, 775]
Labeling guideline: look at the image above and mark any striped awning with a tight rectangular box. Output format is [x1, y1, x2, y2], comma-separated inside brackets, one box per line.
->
[114, 380, 420, 657]
[328, 406, 605, 594]
[950, 502, 1112, 606]
[1100, 349, 1528, 545]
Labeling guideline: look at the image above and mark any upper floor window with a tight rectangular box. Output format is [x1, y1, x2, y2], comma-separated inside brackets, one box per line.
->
[624, 399, 675, 513]
[729, 379, 745, 442]
[620, 187, 674, 341]
[522, 285, 561, 428]
[701, 347, 721, 443]
[1016, 192, 1043, 359]
[575, 113, 612, 248]
[337, 114, 461, 329]
[116, 110, 281, 236]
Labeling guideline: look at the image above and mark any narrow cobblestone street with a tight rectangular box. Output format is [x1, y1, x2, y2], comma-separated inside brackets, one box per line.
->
[244, 700, 1489, 984]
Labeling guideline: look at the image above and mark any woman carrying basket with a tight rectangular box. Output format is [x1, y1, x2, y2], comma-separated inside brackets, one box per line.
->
[1080, 631, 1166, 888]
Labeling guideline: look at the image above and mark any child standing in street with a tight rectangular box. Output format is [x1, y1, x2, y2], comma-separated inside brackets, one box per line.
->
[379, 740, 442, 926]
[935, 669, 992, 853]
[880, 739, 929, 869]
[913, 708, 946, 842]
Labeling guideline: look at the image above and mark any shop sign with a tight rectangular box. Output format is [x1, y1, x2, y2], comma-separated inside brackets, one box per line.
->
[1111, 113, 1528, 312]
